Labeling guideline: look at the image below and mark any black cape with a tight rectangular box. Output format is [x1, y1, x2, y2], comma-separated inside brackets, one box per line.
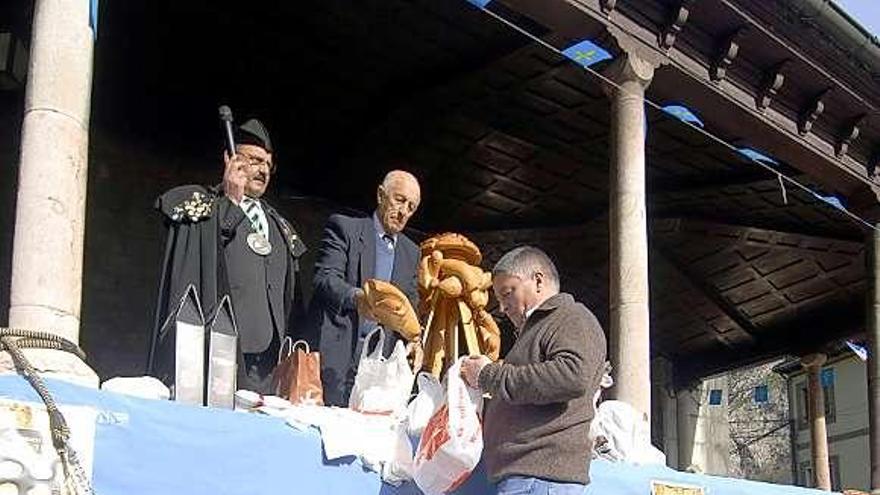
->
[146, 184, 308, 389]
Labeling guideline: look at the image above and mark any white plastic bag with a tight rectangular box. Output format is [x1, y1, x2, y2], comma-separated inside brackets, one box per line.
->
[360, 417, 415, 486]
[406, 372, 443, 437]
[590, 399, 666, 466]
[413, 358, 483, 495]
[348, 327, 415, 416]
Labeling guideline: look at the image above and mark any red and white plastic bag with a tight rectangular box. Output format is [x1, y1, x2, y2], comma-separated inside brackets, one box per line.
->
[412, 357, 484, 495]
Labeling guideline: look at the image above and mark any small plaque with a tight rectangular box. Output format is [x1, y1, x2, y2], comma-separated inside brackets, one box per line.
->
[651, 480, 705, 495]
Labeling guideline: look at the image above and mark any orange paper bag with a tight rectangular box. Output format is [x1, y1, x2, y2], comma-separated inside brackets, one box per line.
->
[272, 338, 324, 405]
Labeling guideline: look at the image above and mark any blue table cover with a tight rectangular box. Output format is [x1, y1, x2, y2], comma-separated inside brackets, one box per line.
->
[0, 376, 830, 495]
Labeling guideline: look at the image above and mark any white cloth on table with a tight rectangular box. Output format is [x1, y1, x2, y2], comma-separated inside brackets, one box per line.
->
[280, 405, 414, 486]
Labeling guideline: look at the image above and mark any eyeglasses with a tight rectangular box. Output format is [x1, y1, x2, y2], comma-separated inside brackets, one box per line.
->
[238, 153, 275, 173]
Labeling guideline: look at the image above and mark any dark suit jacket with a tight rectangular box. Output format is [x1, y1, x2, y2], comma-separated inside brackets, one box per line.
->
[148, 184, 308, 393]
[308, 214, 419, 406]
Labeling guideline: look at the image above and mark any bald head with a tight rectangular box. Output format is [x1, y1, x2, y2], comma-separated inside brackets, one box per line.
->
[381, 170, 419, 191]
[377, 170, 421, 234]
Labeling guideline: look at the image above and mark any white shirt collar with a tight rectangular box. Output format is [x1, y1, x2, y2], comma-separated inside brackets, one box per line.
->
[524, 294, 553, 322]
[240, 195, 260, 207]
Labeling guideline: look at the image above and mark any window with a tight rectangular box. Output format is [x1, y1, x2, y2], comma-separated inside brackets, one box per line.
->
[708, 389, 723, 406]
[754, 384, 769, 404]
[824, 370, 837, 424]
[797, 385, 808, 431]
[821, 368, 834, 387]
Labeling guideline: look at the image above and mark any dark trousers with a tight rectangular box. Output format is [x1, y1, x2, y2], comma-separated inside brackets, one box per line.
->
[240, 330, 280, 395]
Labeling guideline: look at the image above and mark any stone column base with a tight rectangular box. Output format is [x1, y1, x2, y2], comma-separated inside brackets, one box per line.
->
[0, 349, 99, 389]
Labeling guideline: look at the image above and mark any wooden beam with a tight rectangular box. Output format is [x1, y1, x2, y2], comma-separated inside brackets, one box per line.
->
[836, 114, 866, 158]
[872, 149, 880, 179]
[498, 0, 876, 195]
[798, 88, 831, 136]
[652, 217, 864, 252]
[756, 60, 788, 112]
[711, 27, 749, 82]
[652, 245, 758, 345]
[659, 0, 694, 50]
[649, 170, 777, 194]
[600, 0, 616, 15]
[673, 296, 864, 386]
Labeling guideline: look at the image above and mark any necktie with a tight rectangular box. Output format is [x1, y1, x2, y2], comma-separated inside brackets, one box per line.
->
[245, 200, 264, 234]
[382, 234, 394, 250]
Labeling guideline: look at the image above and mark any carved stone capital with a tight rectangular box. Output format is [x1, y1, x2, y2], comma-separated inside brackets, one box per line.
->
[608, 25, 668, 68]
[601, 51, 656, 98]
[800, 353, 828, 370]
[610, 53, 655, 84]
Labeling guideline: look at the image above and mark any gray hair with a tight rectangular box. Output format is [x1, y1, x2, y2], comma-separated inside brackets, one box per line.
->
[492, 246, 560, 292]
[381, 170, 419, 190]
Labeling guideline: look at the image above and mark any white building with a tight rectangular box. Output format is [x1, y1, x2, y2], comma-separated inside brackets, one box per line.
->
[775, 350, 870, 492]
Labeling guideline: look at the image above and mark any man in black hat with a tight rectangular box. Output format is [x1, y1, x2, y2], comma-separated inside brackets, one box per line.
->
[147, 118, 308, 394]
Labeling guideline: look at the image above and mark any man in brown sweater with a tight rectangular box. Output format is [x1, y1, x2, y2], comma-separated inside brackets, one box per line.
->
[461, 246, 607, 495]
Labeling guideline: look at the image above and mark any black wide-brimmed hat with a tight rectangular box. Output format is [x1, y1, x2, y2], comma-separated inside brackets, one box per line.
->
[238, 118, 272, 153]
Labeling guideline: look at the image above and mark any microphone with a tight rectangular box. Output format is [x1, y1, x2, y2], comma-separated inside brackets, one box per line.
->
[218, 105, 236, 157]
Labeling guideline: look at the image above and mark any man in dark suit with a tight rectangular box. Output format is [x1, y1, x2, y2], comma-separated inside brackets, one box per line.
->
[309, 170, 422, 406]
[148, 119, 308, 395]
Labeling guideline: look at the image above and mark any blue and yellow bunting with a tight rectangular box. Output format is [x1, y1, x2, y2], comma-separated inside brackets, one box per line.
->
[561, 40, 613, 69]
[737, 147, 779, 167]
[661, 104, 704, 127]
[815, 193, 845, 211]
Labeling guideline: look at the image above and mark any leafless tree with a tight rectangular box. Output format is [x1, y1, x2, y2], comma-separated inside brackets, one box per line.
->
[726, 360, 793, 484]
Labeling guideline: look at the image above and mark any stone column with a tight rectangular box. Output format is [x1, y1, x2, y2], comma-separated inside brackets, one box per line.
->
[676, 385, 699, 471]
[4, 0, 97, 385]
[604, 52, 655, 421]
[802, 353, 831, 491]
[868, 227, 880, 493]
[653, 357, 679, 468]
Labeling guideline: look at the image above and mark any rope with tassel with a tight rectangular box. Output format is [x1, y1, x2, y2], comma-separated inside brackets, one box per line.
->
[0, 327, 96, 495]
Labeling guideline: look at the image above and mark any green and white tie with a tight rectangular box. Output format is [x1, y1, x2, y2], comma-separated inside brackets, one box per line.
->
[244, 199, 264, 235]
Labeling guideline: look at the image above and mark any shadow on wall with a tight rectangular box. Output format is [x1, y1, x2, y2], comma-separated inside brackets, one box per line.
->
[0, 93, 23, 329]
